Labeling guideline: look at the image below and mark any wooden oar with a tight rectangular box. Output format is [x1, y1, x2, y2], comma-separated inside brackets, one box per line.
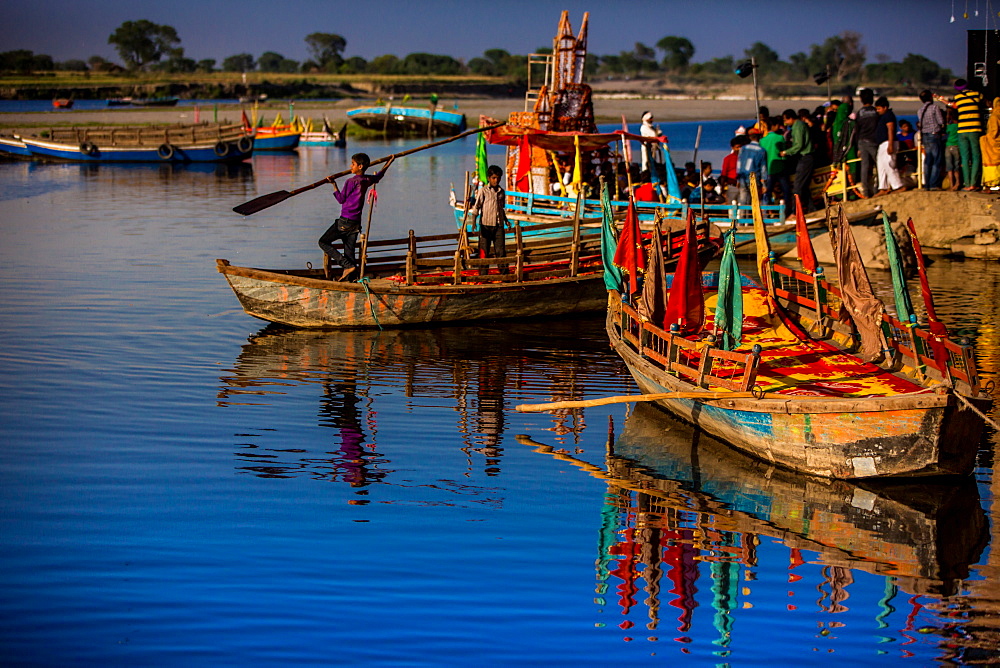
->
[233, 122, 505, 215]
[516, 390, 774, 412]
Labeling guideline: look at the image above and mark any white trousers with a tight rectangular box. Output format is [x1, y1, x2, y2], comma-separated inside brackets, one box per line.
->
[876, 141, 904, 190]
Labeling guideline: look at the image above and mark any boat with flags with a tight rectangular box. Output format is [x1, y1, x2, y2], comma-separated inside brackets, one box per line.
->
[242, 107, 302, 151]
[453, 11, 788, 239]
[522, 176, 993, 479]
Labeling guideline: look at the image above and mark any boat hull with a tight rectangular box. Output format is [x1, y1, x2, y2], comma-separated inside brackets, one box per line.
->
[252, 132, 301, 151]
[348, 107, 466, 136]
[606, 306, 985, 479]
[219, 260, 607, 328]
[20, 137, 252, 163]
[0, 136, 32, 158]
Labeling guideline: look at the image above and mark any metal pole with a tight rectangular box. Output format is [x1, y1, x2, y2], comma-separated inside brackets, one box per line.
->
[826, 64, 831, 101]
[751, 57, 760, 128]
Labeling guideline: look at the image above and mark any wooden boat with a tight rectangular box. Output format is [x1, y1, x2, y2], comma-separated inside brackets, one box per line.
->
[347, 105, 467, 137]
[244, 119, 302, 151]
[18, 123, 253, 163]
[218, 217, 717, 329]
[52, 98, 73, 109]
[521, 401, 988, 597]
[606, 259, 991, 478]
[106, 97, 133, 106]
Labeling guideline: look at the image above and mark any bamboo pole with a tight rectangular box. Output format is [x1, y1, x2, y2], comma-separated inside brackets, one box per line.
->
[516, 390, 775, 412]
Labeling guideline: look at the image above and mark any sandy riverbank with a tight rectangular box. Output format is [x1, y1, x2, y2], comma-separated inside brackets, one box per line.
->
[0, 96, 923, 134]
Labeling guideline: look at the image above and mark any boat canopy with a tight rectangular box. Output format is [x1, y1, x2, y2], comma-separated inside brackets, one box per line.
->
[484, 123, 665, 152]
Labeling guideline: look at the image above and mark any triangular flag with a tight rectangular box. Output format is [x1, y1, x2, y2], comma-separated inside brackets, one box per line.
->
[475, 131, 489, 184]
[882, 211, 914, 324]
[638, 218, 667, 324]
[749, 173, 771, 291]
[794, 194, 817, 274]
[600, 180, 624, 292]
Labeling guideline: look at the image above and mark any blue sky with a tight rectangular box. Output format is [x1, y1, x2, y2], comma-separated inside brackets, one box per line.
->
[0, 0, 984, 74]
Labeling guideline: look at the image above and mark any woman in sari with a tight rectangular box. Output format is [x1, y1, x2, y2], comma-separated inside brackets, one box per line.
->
[980, 97, 1000, 188]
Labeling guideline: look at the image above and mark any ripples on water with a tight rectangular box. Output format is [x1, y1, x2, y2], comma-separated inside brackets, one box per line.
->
[0, 127, 998, 664]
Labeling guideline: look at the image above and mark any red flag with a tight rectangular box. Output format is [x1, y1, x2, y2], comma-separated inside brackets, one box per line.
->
[662, 210, 705, 334]
[515, 134, 532, 192]
[794, 194, 817, 273]
[613, 200, 646, 294]
[241, 109, 251, 130]
[905, 218, 948, 336]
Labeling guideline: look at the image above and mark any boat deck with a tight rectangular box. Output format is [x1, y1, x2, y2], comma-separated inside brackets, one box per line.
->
[699, 287, 925, 398]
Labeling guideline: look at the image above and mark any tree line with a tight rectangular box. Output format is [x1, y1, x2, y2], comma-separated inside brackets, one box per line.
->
[0, 19, 955, 88]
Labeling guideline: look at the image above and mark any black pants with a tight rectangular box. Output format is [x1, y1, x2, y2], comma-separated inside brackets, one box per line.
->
[792, 154, 815, 212]
[318, 217, 360, 268]
[478, 224, 508, 274]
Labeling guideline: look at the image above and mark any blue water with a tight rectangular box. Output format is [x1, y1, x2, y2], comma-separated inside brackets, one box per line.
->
[1, 127, 998, 665]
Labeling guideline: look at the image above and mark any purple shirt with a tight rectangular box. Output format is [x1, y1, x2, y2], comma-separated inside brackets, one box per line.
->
[334, 171, 385, 222]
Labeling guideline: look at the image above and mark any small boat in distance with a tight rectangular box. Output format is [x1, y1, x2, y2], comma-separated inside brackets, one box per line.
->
[299, 118, 347, 148]
[347, 105, 467, 137]
[52, 98, 73, 109]
[106, 97, 133, 106]
[129, 97, 180, 107]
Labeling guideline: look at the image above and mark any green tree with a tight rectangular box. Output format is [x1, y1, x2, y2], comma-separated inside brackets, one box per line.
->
[259, 51, 299, 73]
[107, 19, 181, 71]
[339, 56, 368, 74]
[196, 59, 216, 73]
[656, 36, 695, 71]
[806, 31, 866, 81]
[222, 53, 256, 72]
[57, 59, 89, 72]
[744, 42, 779, 74]
[305, 33, 346, 70]
[0, 50, 53, 73]
[400, 53, 464, 75]
[368, 54, 400, 74]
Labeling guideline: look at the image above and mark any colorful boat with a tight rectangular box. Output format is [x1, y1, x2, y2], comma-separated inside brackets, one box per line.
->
[601, 203, 992, 479]
[52, 98, 73, 109]
[347, 105, 467, 137]
[218, 214, 717, 329]
[299, 118, 347, 148]
[18, 123, 253, 163]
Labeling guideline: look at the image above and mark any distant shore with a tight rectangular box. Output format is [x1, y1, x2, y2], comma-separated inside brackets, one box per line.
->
[0, 96, 923, 134]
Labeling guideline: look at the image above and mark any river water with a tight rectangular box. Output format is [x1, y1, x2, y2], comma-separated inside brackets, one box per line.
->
[1, 122, 998, 665]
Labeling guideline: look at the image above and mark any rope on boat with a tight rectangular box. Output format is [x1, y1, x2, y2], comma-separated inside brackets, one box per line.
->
[357, 277, 382, 330]
[955, 392, 1000, 431]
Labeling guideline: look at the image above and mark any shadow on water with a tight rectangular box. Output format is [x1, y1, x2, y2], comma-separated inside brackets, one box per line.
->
[519, 402, 992, 655]
[217, 317, 634, 487]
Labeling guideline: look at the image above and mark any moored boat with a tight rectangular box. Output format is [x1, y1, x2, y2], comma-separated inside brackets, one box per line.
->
[0, 135, 32, 159]
[52, 98, 73, 109]
[347, 105, 467, 137]
[18, 123, 253, 163]
[218, 214, 717, 329]
[600, 200, 992, 479]
[129, 97, 179, 107]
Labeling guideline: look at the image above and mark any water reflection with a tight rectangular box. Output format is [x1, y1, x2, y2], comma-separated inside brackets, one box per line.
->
[218, 318, 633, 488]
[520, 402, 989, 652]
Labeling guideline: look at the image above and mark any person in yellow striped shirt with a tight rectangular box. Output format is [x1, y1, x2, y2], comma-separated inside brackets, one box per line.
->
[953, 79, 984, 190]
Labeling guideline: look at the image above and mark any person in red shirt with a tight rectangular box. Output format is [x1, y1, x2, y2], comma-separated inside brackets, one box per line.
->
[719, 135, 748, 204]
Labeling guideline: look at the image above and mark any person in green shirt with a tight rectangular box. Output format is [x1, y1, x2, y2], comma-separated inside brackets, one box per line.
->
[945, 106, 962, 190]
[781, 108, 815, 212]
[760, 116, 791, 218]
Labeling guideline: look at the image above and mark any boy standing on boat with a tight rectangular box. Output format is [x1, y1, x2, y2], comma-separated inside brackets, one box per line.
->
[321, 152, 395, 281]
[470, 165, 510, 275]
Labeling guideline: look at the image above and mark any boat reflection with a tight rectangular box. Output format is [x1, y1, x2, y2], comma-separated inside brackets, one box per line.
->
[519, 402, 988, 647]
[218, 319, 632, 486]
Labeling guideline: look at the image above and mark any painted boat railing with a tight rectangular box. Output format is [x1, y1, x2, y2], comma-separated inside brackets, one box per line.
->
[45, 123, 248, 146]
[770, 262, 982, 395]
[505, 189, 787, 225]
[608, 289, 762, 393]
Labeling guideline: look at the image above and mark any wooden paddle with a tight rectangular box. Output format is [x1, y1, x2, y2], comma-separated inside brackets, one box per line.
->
[516, 389, 775, 412]
[233, 121, 506, 215]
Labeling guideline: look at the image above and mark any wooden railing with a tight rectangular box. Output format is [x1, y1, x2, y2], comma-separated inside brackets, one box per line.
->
[769, 262, 981, 393]
[47, 123, 248, 146]
[608, 291, 762, 392]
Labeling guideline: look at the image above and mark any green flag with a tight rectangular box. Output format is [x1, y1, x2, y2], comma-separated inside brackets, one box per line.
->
[600, 181, 624, 292]
[475, 131, 488, 184]
[714, 229, 744, 350]
[882, 211, 914, 323]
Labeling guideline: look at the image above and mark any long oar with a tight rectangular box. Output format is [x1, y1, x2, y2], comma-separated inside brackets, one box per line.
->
[516, 389, 775, 412]
[233, 122, 505, 215]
